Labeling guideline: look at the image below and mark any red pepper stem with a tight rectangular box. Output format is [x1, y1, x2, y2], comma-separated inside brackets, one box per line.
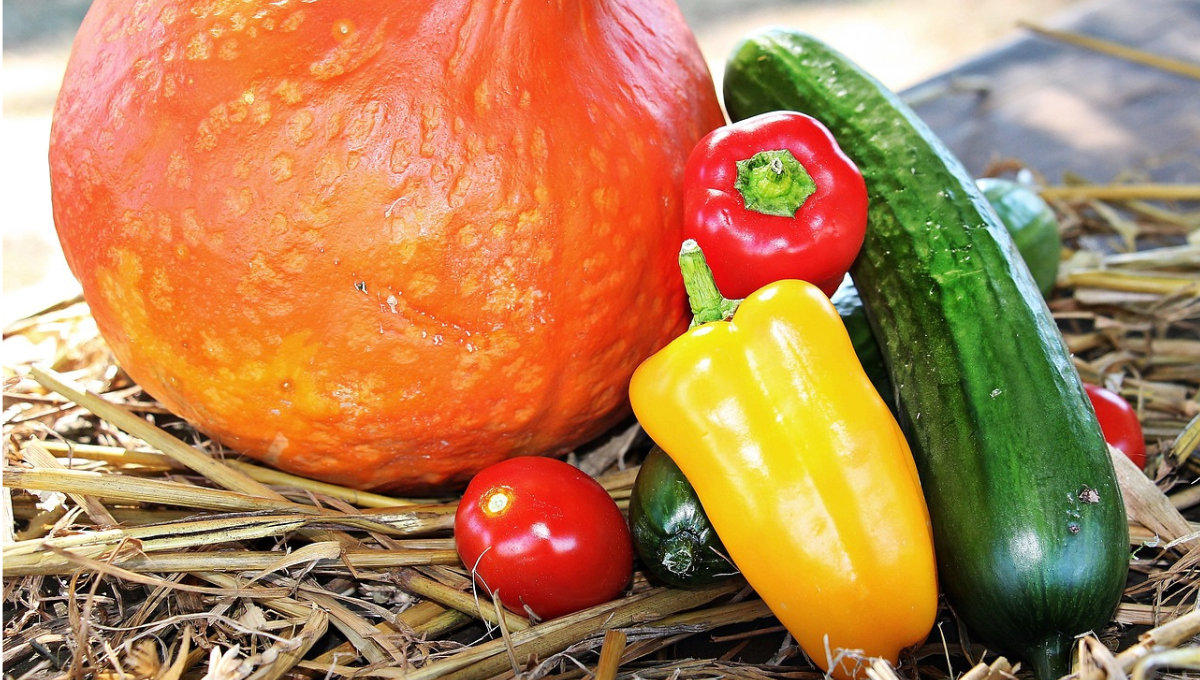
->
[679, 239, 742, 327]
[735, 148, 816, 217]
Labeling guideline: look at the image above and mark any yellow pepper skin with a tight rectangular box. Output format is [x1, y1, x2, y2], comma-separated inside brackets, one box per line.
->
[629, 241, 938, 679]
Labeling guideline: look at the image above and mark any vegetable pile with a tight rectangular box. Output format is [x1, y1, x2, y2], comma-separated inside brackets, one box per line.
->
[5, 6, 1200, 680]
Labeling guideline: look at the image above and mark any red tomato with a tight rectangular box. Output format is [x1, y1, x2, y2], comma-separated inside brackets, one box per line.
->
[454, 457, 634, 621]
[1084, 383, 1147, 468]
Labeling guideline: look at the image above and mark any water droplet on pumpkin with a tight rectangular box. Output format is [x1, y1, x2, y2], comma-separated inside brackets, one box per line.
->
[331, 18, 355, 43]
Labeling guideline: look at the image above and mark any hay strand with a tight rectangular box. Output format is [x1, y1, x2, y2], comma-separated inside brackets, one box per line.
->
[593, 629, 628, 680]
[29, 366, 286, 500]
[1020, 22, 1200, 80]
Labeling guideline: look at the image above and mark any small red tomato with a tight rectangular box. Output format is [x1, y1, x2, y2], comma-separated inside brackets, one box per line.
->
[1084, 383, 1147, 468]
[454, 457, 634, 621]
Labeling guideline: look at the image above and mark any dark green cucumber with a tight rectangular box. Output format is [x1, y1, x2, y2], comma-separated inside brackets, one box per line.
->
[724, 29, 1127, 680]
[976, 177, 1063, 297]
[835, 175, 1064, 406]
[629, 446, 733, 588]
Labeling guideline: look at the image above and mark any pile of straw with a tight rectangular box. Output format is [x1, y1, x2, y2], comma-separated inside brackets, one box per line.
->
[3, 180, 1198, 680]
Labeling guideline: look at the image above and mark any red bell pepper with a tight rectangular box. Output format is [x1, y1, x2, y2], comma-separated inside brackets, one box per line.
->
[682, 110, 868, 298]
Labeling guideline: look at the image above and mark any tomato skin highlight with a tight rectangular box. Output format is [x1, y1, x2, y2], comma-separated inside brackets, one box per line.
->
[1084, 383, 1147, 469]
[454, 457, 634, 621]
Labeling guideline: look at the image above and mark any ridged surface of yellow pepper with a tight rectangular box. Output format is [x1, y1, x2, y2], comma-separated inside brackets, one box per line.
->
[629, 241, 938, 679]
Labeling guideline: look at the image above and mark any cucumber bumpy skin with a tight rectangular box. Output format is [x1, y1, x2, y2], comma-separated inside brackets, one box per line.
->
[722, 28, 1128, 680]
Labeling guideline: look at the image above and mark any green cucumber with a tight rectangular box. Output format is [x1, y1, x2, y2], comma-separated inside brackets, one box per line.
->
[835, 175, 1064, 407]
[976, 177, 1063, 296]
[723, 29, 1128, 680]
[629, 446, 733, 588]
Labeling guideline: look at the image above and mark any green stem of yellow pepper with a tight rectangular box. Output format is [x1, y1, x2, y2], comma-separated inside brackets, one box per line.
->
[679, 239, 742, 327]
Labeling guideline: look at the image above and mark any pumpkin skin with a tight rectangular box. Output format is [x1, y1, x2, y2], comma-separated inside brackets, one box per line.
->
[49, 0, 724, 493]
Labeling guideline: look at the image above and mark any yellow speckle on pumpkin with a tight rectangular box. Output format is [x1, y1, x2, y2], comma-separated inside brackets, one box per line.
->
[149, 268, 175, 312]
[448, 176, 472, 207]
[119, 211, 147, 239]
[324, 111, 344, 140]
[271, 153, 294, 182]
[153, 210, 175, 242]
[389, 345, 421, 366]
[531, 127, 548, 161]
[269, 213, 289, 237]
[281, 10, 305, 32]
[218, 38, 239, 60]
[389, 139, 411, 173]
[233, 158, 251, 180]
[251, 98, 271, 125]
[287, 110, 315, 147]
[310, 17, 385, 80]
[315, 153, 341, 187]
[589, 147, 608, 173]
[273, 80, 303, 105]
[280, 248, 310, 275]
[226, 99, 249, 124]
[346, 101, 381, 147]
[224, 186, 254, 216]
[457, 225, 479, 248]
[408, 272, 439, 298]
[166, 152, 191, 189]
[180, 208, 203, 246]
[474, 80, 490, 116]
[459, 275, 480, 297]
[591, 186, 618, 214]
[185, 32, 212, 60]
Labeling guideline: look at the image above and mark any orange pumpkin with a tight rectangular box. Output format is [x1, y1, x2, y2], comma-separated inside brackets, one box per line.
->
[49, 0, 724, 493]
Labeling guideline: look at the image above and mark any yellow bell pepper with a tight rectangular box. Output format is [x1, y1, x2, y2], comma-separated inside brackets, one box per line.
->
[629, 240, 938, 679]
